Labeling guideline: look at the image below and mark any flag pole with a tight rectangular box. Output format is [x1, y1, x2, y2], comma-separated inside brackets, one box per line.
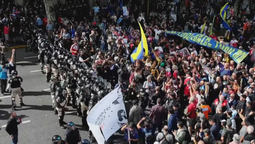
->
[128, 129, 131, 144]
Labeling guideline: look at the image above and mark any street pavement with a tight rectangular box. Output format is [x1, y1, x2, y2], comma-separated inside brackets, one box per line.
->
[0, 48, 90, 143]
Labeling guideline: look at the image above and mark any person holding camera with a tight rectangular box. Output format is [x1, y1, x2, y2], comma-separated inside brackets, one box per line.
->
[137, 117, 155, 144]
[5, 110, 22, 144]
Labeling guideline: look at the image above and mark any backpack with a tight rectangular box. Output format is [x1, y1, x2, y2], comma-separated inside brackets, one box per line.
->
[144, 129, 154, 144]
[184, 129, 192, 143]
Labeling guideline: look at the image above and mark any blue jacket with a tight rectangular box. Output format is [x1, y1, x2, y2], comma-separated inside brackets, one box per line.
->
[0, 66, 8, 79]
[168, 112, 178, 133]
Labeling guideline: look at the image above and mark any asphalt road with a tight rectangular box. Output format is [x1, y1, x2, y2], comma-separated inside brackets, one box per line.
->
[0, 48, 90, 144]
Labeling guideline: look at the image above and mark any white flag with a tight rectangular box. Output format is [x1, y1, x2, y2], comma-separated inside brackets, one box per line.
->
[87, 87, 128, 144]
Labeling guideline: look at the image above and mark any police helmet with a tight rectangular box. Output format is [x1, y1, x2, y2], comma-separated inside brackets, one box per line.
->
[67, 122, 75, 127]
[81, 139, 90, 144]
[52, 135, 62, 143]
[11, 70, 18, 76]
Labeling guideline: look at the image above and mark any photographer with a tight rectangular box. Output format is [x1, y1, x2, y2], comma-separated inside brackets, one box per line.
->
[137, 117, 155, 144]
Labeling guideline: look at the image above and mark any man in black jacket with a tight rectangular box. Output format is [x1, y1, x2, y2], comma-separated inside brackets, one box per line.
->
[65, 122, 81, 144]
[5, 110, 21, 144]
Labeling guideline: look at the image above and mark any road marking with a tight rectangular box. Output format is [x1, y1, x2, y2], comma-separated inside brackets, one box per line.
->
[1, 120, 31, 128]
[65, 111, 76, 114]
[24, 56, 38, 59]
[0, 96, 11, 99]
[42, 88, 50, 92]
[16, 61, 35, 64]
[30, 70, 42, 73]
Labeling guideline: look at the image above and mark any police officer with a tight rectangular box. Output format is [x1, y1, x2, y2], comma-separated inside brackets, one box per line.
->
[24, 28, 32, 52]
[44, 49, 52, 82]
[50, 76, 58, 114]
[56, 95, 67, 129]
[138, 88, 149, 111]
[38, 42, 46, 74]
[8, 70, 24, 108]
[66, 77, 76, 108]
[65, 122, 81, 144]
[79, 94, 88, 130]
[52, 135, 65, 144]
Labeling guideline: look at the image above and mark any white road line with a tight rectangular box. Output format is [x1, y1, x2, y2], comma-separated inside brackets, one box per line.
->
[16, 61, 34, 64]
[24, 56, 38, 59]
[0, 96, 11, 99]
[65, 111, 76, 114]
[1, 120, 31, 128]
[30, 70, 42, 73]
[42, 88, 50, 91]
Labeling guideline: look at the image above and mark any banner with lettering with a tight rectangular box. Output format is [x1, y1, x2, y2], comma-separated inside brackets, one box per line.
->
[87, 87, 127, 144]
[165, 31, 249, 64]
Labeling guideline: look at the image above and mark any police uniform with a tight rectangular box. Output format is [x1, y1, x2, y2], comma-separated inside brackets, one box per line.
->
[80, 102, 88, 129]
[50, 78, 58, 110]
[66, 79, 76, 107]
[44, 53, 52, 82]
[51, 63, 59, 78]
[56, 97, 67, 128]
[8, 75, 23, 106]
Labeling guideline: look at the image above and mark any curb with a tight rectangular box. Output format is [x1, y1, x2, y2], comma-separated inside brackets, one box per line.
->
[8, 45, 26, 49]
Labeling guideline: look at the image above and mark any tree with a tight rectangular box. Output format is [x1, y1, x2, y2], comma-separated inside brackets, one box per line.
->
[43, 0, 56, 23]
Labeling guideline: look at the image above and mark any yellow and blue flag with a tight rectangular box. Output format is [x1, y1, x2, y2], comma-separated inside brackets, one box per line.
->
[220, 3, 231, 30]
[165, 31, 249, 64]
[130, 22, 149, 62]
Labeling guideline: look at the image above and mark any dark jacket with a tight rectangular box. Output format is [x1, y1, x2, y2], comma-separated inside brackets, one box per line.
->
[5, 117, 20, 135]
[65, 129, 81, 144]
[129, 105, 144, 124]
[149, 104, 166, 126]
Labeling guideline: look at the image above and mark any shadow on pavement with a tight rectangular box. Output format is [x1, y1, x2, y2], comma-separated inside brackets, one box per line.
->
[23, 91, 50, 96]
[19, 114, 29, 119]
[0, 104, 13, 109]
[0, 110, 10, 120]
[16, 104, 53, 111]
[16, 62, 38, 66]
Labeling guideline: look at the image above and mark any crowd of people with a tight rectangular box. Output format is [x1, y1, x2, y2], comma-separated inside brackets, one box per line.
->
[47, 0, 255, 143]
[2, 0, 255, 144]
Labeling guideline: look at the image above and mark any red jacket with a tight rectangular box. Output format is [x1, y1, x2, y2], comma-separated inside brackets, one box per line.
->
[213, 99, 228, 111]
[43, 18, 47, 26]
[4, 26, 9, 34]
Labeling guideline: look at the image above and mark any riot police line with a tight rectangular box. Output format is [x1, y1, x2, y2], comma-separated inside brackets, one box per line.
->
[35, 28, 123, 144]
